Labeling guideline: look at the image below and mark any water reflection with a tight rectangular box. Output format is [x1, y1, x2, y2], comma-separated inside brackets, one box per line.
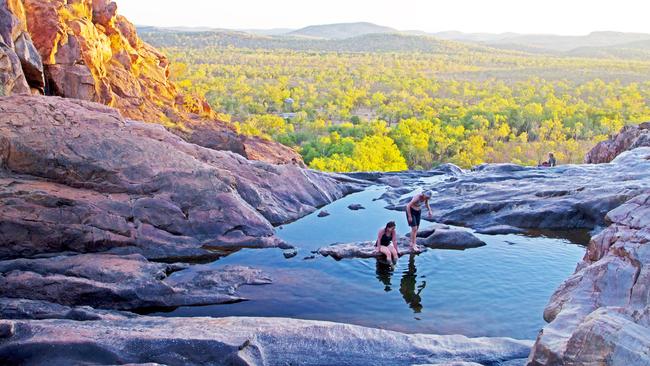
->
[375, 254, 426, 312]
[400, 254, 426, 313]
[375, 260, 393, 292]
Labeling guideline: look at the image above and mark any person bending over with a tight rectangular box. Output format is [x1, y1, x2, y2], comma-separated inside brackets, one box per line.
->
[406, 191, 433, 251]
[376, 221, 399, 262]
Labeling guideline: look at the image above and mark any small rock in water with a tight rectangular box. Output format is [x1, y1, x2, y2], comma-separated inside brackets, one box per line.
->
[317, 210, 330, 217]
[303, 255, 316, 260]
[348, 204, 365, 210]
[283, 249, 298, 259]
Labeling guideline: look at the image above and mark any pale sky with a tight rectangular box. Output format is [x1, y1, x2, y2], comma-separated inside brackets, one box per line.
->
[117, 0, 650, 35]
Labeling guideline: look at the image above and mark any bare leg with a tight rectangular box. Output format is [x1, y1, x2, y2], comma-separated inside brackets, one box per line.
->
[389, 245, 399, 262]
[410, 226, 419, 251]
[379, 246, 393, 262]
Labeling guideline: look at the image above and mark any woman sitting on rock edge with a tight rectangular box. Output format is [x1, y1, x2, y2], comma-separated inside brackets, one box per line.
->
[375, 221, 399, 263]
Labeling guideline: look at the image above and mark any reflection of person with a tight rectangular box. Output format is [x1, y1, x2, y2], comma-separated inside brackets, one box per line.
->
[375, 221, 399, 263]
[375, 260, 393, 292]
[399, 254, 425, 313]
[406, 191, 433, 251]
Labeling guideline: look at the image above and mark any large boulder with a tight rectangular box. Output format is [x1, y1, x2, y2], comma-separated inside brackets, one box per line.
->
[0, 316, 533, 366]
[417, 229, 486, 250]
[585, 122, 650, 164]
[0, 253, 270, 310]
[527, 193, 650, 365]
[0, 95, 362, 260]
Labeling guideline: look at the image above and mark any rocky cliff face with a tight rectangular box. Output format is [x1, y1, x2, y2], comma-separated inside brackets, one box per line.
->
[0, 0, 302, 165]
[527, 193, 650, 365]
[0, 95, 360, 261]
[585, 122, 650, 164]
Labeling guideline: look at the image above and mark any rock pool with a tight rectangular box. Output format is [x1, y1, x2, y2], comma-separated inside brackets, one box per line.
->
[153, 180, 586, 340]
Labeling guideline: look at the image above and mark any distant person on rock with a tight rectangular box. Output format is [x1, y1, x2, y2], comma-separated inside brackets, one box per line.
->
[548, 153, 557, 167]
[406, 191, 433, 251]
[538, 152, 557, 168]
[375, 221, 399, 263]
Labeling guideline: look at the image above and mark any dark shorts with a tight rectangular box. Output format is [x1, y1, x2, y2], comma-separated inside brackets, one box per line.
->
[407, 207, 421, 228]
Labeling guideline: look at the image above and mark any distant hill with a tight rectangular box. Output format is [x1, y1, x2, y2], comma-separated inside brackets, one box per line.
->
[288, 22, 398, 39]
[138, 23, 650, 60]
[485, 31, 650, 53]
[567, 39, 650, 59]
[139, 29, 499, 55]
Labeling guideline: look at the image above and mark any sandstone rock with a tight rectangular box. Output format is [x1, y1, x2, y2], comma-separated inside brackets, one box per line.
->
[475, 225, 527, 235]
[417, 229, 486, 250]
[319, 228, 485, 260]
[377, 175, 404, 187]
[528, 193, 650, 365]
[0, 95, 361, 260]
[0, 297, 135, 321]
[0, 253, 270, 310]
[585, 122, 650, 164]
[384, 151, 650, 232]
[0, 0, 303, 164]
[0, 40, 29, 95]
[0, 316, 533, 366]
[405, 223, 451, 238]
[0, 0, 43, 91]
[318, 237, 423, 260]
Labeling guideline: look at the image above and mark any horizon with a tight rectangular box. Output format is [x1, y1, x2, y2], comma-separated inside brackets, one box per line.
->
[118, 0, 650, 36]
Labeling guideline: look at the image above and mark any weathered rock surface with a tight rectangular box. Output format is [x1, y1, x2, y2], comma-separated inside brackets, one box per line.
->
[0, 0, 43, 93]
[0, 316, 533, 366]
[0, 253, 270, 310]
[318, 229, 484, 259]
[528, 193, 650, 365]
[0, 95, 362, 260]
[585, 122, 650, 164]
[317, 210, 330, 217]
[406, 223, 451, 238]
[418, 229, 486, 250]
[384, 147, 650, 232]
[0, 0, 304, 164]
[0, 297, 135, 321]
[318, 237, 424, 260]
[475, 225, 526, 235]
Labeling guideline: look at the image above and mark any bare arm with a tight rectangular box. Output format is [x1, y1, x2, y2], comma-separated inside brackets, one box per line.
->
[375, 229, 383, 250]
[391, 231, 399, 251]
[425, 199, 432, 216]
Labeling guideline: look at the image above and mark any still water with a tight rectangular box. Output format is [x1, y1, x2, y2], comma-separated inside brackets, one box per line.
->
[154, 184, 586, 340]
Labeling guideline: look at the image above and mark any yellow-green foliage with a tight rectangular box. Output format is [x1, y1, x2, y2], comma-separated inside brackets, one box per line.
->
[310, 135, 407, 172]
[163, 46, 650, 171]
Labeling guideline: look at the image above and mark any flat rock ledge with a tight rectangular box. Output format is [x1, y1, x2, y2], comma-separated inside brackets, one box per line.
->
[0, 253, 271, 310]
[0, 316, 532, 366]
[528, 193, 650, 365]
[318, 229, 485, 260]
